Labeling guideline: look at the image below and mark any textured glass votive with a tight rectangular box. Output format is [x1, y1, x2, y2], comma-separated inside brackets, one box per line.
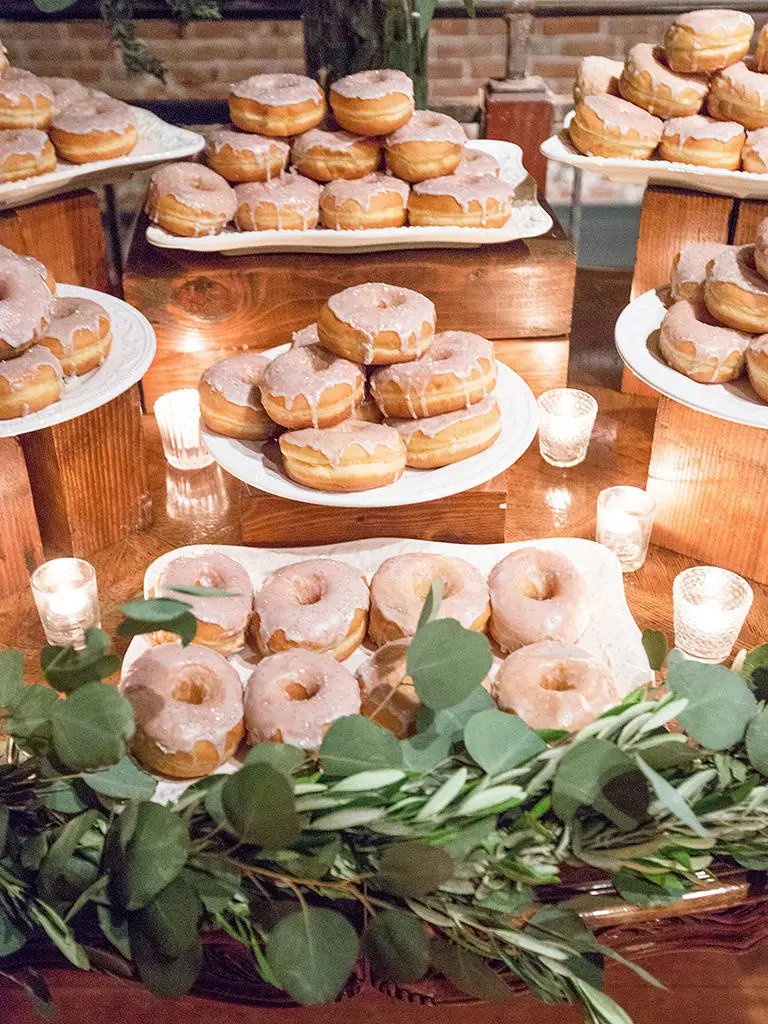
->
[30, 558, 100, 649]
[537, 389, 598, 468]
[596, 485, 656, 572]
[155, 389, 213, 470]
[165, 463, 230, 522]
[673, 566, 753, 663]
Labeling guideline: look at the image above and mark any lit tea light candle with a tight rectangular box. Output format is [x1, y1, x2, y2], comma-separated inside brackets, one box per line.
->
[596, 485, 656, 572]
[673, 566, 753, 663]
[537, 388, 598, 468]
[30, 558, 100, 649]
[154, 388, 214, 471]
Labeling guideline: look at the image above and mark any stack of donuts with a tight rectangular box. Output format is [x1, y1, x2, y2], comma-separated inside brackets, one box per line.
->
[0, 35, 137, 183]
[569, 9, 768, 173]
[0, 244, 113, 420]
[658, 216, 768, 400]
[145, 68, 516, 237]
[119, 546, 618, 779]
[197, 281, 503, 491]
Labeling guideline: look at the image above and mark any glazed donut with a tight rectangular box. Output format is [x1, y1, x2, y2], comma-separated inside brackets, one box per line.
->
[205, 127, 290, 183]
[39, 77, 89, 116]
[357, 639, 420, 738]
[244, 649, 360, 749]
[291, 323, 320, 347]
[49, 98, 137, 163]
[619, 44, 708, 118]
[199, 352, 277, 441]
[573, 55, 623, 105]
[0, 69, 53, 130]
[279, 420, 406, 492]
[659, 114, 745, 170]
[120, 643, 244, 779]
[705, 245, 768, 332]
[329, 69, 414, 136]
[37, 297, 112, 376]
[0, 245, 55, 293]
[407, 173, 514, 229]
[250, 558, 369, 660]
[0, 346, 63, 420]
[569, 95, 663, 160]
[388, 396, 502, 469]
[664, 9, 753, 73]
[384, 110, 466, 182]
[488, 547, 591, 652]
[0, 38, 8, 77]
[755, 217, 768, 280]
[368, 552, 489, 647]
[0, 129, 56, 183]
[454, 148, 500, 178]
[708, 62, 768, 130]
[146, 163, 236, 237]
[291, 128, 381, 182]
[319, 173, 409, 230]
[229, 73, 325, 137]
[742, 127, 768, 172]
[670, 242, 729, 301]
[0, 260, 52, 358]
[350, 395, 384, 423]
[755, 24, 768, 73]
[746, 334, 768, 401]
[370, 331, 496, 418]
[234, 174, 321, 231]
[259, 343, 364, 429]
[493, 642, 618, 732]
[659, 297, 750, 383]
[154, 552, 254, 656]
[318, 282, 435, 365]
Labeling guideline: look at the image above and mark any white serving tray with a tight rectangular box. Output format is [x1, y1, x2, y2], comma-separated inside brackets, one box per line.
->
[145, 140, 553, 254]
[614, 287, 768, 429]
[542, 112, 768, 200]
[0, 284, 156, 437]
[201, 351, 538, 507]
[0, 104, 204, 211]
[123, 536, 654, 803]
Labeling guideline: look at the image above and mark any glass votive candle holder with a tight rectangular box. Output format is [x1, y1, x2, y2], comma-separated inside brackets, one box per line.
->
[673, 566, 753, 663]
[537, 388, 598, 468]
[154, 388, 214, 471]
[30, 558, 100, 649]
[596, 485, 656, 572]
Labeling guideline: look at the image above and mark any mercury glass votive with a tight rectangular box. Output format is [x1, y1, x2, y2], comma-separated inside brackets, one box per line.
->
[537, 388, 598, 468]
[596, 485, 656, 572]
[155, 388, 214, 470]
[30, 558, 100, 649]
[673, 566, 753, 663]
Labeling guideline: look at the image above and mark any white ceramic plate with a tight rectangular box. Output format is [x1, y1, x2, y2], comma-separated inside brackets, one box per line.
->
[0, 284, 156, 437]
[145, 140, 553, 254]
[0, 105, 204, 211]
[201, 354, 538, 507]
[542, 112, 768, 200]
[123, 536, 654, 804]
[615, 287, 768, 429]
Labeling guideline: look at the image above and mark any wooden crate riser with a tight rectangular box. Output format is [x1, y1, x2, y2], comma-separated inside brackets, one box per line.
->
[0, 437, 44, 598]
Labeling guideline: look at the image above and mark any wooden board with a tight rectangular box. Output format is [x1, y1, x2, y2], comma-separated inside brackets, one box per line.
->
[732, 196, 768, 244]
[492, 336, 568, 394]
[484, 88, 553, 194]
[0, 437, 43, 598]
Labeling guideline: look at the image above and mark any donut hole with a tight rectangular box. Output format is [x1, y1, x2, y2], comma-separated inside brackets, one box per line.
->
[413, 571, 455, 603]
[292, 575, 326, 606]
[195, 568, 226, 589]
[521, 571, 559, 602]
[283, 676, 319, 702]
[539, 666, 575, 692]
[377, 293, 407, 311]
[172, 667, 212, 705]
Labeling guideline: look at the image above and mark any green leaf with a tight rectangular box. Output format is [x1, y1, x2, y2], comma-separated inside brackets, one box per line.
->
[667, 660, 757, 750]
[182, 862, 241, 914]
[641, 629, 668, 671]
[20, 832, 50, 870]
[107, 801, 190, 911]
[407, 620, 492, 710]
[97, 904, 131, 959]
[635, 737, 699, 771]
[166, 584, 238, 598]
[429, 939, 513, 1003]
[552, 738, 650, 832]
[536, 728, 570, 743]
[129, 916, 203, 998]
[416, 687, 494, 742]
[41, 629, 120, 693]
[81, 756, 157, 799]
[0, 805, 7, 856]
[320, 715, 402, 777]
[39, 810, 100, 902]
[376, 841, 454, 897]
[463, 709, 546, 774]
[117, 611, 198, 647]
[416, 579, 444, 631]
[34, 0, 78, 11]
[51, 682, 133, 770]
[363, 909, 430, 983]
[400, 729, 451, 772]
[746, 706, 768, 776]
[612, 868, 687, 908]
[266, 907, 359, 1005]
[133, 878, 201, 958]
[634, 755, 709, 838]
[1, 967, 55, 1020]
[222, 764, 299, 848]
[741, 643, 768, 700]
[120, 597, 192, 622]
[0, 905, 26, 956]
[243, 742, 305, 776]
[572, 979, 634, 1024]
[6, 684, 58, 741]
[0, 649, 23, 701]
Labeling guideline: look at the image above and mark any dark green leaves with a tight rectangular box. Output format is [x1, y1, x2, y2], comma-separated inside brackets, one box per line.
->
[417, 687, 494, 743]
[634, 755, 709, 838]
[0, 648, 23, 704]
[41, 629, 120, 694]
[221, 764, 299, 848]
[320, 716, 402, 777]
[552, 738, 650, 832]
[33, 0, 78, 12]
[0, 906, 27, 956]
[243, 742, 305, 776]
[50, 683, 134, 770]
[430, 940, 513, 1003]
[667, 660, 757, 750]
[741, 643, 768, 700]
[266, 907, 359, 1005]
[376, 841, 454, 897]
[106, 802, 190, 911]
[80, 756, 157, 800]
[133, 878, 201, 960]
[407, 620, 492, 710]
[612, 868, 688, 908]
[464, 709, 546, 774]
[746, 706, 768, 776]
[5, 684, 58, 742]
[363, 910, 430, 983]
[641, 629, 668, 671]
[117, 597, 197, 646]
[129, 895, 203, 1000]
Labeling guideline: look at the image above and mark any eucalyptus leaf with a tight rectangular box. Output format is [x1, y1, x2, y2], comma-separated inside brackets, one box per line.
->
[376, 841, 454, 897]
[407, 620, 492, 710]
[81, 756, 157, 799]
[741, 643, 768, 700]
[363, 909, 430, 983]
[634, 755, 709, 837]
[266, 907, 359, 1005]
[6, 684, 58, 741]
[107, 801, 190, 911]
[416, 687, 494, 742]
[572, 979, 634, 1024]
[746, 706, 768, 776]
[429, 939, 513, 1003]
[552, 738, 650, 832]
[182, 862, 241, 914]
[33, 0, 78, 11]
[133, 877, 201, 958]
[117, 611, 198, 647]
[667, 660, 757, 750]
[0, 805, 7, 856]
[166, 584, 238, 598]
[0, 905, 26, 956]
[243, 742, 305, 776]
[41, 629, 120, 693]
[641, 629, 668, 671]
[463, 709, 546, 774]
[320, 715, 402, 777]
[611, 868, 687, 908]
[400, 729, 452, 772]
[416, 579, 444, 631]
[39, 810, 99, 903]
[120, 597, 192, 622]
[635, 737, 699, 771]
[222, 763, 299, 848]
[97, 904, 131, 959]
[0, 648, 23, 700]
[51, 683, 133, 770]
[129, 916, 203, 998]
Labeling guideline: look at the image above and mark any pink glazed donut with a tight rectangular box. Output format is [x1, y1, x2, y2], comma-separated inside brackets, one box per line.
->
[146, 162, 237, 237]
[244, 649, 360, 748]
[488, 547, 591, 652]
[0, 259, 52, 358]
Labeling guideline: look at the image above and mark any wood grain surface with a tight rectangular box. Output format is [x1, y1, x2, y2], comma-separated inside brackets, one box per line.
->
[0, 437, 43, 597]
[484, 88, 553, 193]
